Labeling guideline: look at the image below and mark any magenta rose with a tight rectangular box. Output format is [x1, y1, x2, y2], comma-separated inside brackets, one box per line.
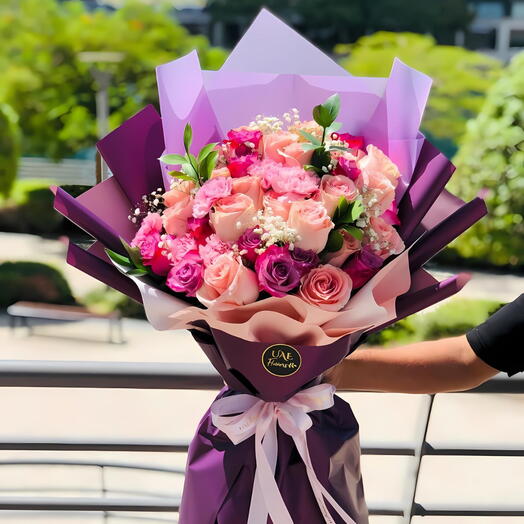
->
[227, 153, 258, 178]
[237, 228, 262, 264]
[166, 252, 203, 297]
[290, 247, 319, 277]
[255, 245, 301, 297]
[342, 247, 383, 289]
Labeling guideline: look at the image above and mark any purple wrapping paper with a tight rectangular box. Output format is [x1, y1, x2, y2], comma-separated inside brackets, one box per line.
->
[49, 9, 490, 523]
[182, 330, 368, 523]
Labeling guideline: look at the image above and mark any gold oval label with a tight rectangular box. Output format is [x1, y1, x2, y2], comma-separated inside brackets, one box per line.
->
[262, 344, 302, 377]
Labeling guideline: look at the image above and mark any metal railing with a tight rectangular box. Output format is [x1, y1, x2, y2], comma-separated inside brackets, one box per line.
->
[0, 360, 522, 522]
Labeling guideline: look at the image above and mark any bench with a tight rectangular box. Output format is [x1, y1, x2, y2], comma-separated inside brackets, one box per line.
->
[6, 301, 123, 344]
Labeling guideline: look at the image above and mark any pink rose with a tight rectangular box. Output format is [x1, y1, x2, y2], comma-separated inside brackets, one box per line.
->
[162, 181, 195, 207]
[162, 198, 193, 237]
[280, 141, 314, 167]
[359, 144, 401, 185]
[210, 193, 257, 243]
[367, 216, 405, 259]
[262, 132, 298, 164]
[380, 200, 401, 226]
[356, 169, 396, 215]
[316, 175, 359, 217]
[197, 252, 259, 308]
[324, 230, 362, 267]
[287, 199, 334, 253]
[231, 175, 264, 210]
[298, 264, 352, 312]
[263, 191, 304, 220]
[227, 154, 258, 178]
[192, 176, 232, 219]
[210, 167, 231, 179]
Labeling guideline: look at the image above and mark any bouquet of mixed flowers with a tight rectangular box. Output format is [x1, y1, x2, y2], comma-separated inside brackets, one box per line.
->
[52, 10, 487, 523]
[123, 93, 405, 311]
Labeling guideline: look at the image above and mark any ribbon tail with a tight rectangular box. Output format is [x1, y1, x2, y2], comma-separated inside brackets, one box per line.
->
[250, 413, 293, 524]
[293, 433, 357, 524]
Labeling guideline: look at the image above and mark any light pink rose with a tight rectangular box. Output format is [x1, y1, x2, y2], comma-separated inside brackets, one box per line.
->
[279, 141, 314, 167]
[359, 144, 401, 185]
[210, 193, 257, 243]
[356, 169, 396, 215]
[316, 175, 359, 216]
[210, 167, 231, 179]
[162, 192, 193, 237]
[231, 175, 264, 210]
[263, 191, 304, 220]
[162, 180, 195, 207]
[324, 230, 362, 267]
[298, 264, 352, 311]
[287, 199, 334, 253]
[367, 216, 405, 259]
[262, 132, 298, 164]
[197, 252, 259, 308]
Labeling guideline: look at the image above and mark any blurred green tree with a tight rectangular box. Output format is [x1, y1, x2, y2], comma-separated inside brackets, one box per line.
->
[336, 32, 501, 152]
[447, 52, 524, 267]
[206, 0, 472, 50]
[0, 103, 20, 197]
[0, 0, 226, 160]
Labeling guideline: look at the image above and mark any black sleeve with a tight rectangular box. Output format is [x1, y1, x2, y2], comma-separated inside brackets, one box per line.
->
[466, 294, 524, 377]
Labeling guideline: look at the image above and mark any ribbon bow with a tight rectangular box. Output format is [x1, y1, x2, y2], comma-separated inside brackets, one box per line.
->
[211, 383, 356, 524]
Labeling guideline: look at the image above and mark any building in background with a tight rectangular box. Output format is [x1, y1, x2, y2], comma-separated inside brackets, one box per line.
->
[462, 0, 524, 61]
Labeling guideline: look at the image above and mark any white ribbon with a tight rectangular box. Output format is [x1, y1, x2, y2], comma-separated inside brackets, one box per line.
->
[211, 384, 357, 524]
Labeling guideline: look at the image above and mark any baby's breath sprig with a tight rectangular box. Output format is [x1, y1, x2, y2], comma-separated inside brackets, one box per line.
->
[128, 187, 166, 224]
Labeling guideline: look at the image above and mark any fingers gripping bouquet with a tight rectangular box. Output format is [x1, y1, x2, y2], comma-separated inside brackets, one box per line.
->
[52, 10, 487, 524]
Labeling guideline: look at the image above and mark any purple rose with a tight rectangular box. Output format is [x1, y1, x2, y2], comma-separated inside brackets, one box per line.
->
[237, 227, 262, 264]
[166, 253, 203, 297]
[255, 245, 301, 297]
[290, 247, 319, 277]
[342, 247, 383, 289]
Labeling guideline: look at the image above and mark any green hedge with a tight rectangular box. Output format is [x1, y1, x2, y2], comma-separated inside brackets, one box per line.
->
[367, 298, 503, 346]
[449, 52, 524, 268]
[0, 261, 76, 309]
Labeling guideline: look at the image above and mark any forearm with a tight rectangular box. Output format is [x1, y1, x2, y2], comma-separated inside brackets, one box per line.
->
[333, 335, 499, 394]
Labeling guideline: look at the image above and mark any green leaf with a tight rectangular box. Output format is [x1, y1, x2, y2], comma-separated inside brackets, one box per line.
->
[312, 93, 340, 128]
[105, 248, 133, 268]
[158, 153, 187, 165]
[333, 196, 350, 224]
[326, 121, 342, 134]
[301, 142, 321, 151]
[181, 162, 199, 179]
[325, 229, 344, 252]
[121, 238, 146, 270]
[183, 122, 192, 153]
[297, 130, 321, 145]
[126, 268, 149, 277]
[197, 142, 219, 164]
[349, 199, 364, 222]
[303, 164, 322, 174]
[199, 150, 218, 181]
[168, 170, 195, 182]
[341, 224, 364, 240]
[328, 145, 350, 152]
